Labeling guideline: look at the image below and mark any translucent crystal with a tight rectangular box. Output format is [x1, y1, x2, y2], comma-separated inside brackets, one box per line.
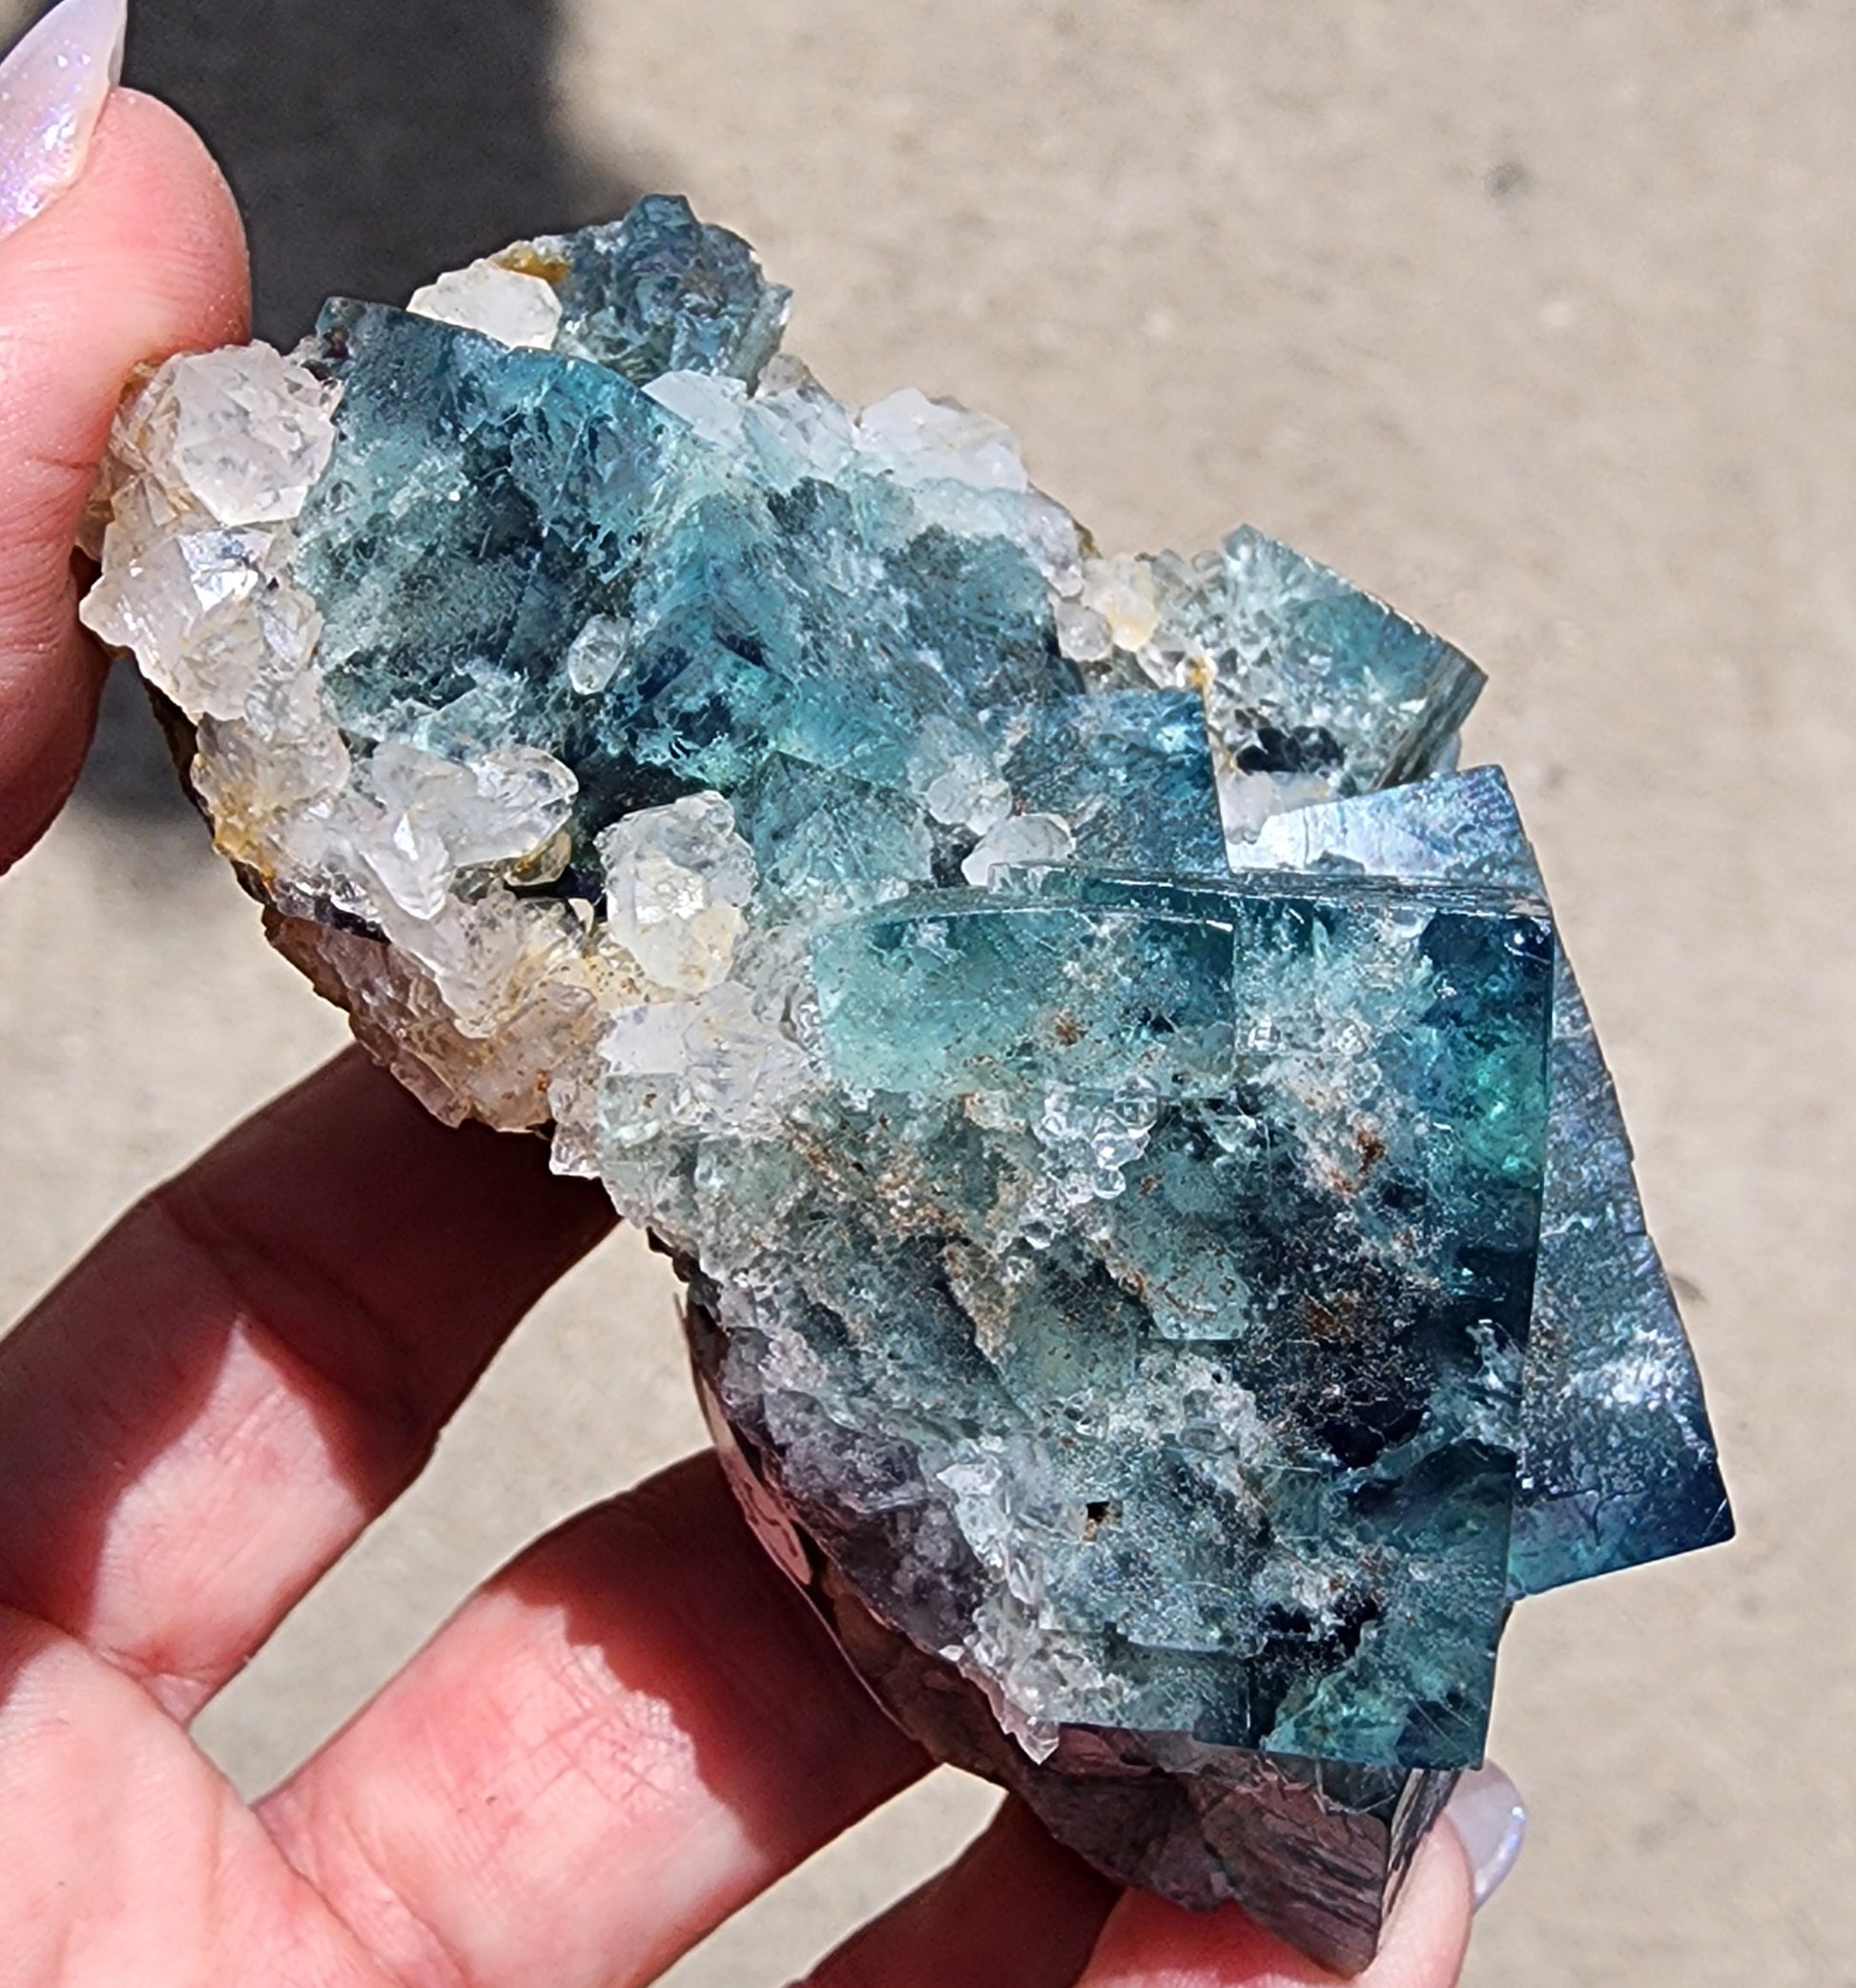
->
[565, 613, 631, 696]
[361, 741, 578, 921]
[857, 387, 1030, 492]
[79, 197, 1729, 1977]
[598, 792, 756, 994]
[407, 259, 565, 350]
[153, 343, 339, 527]
[1237, 769, 1732, 1595]
[961, 810, 1077, 885]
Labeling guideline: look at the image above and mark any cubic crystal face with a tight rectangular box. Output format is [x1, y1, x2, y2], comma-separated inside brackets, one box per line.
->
[79, 193, 1731, 1975]
[798, 874, 1556, 1772]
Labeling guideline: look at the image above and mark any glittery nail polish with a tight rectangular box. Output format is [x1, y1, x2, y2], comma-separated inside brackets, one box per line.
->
[0, 0, 127, 238]
[1447, 1762, 1528, 1908]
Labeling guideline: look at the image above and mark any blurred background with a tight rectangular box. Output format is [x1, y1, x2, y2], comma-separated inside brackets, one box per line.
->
[0, 1, 1844, 1980]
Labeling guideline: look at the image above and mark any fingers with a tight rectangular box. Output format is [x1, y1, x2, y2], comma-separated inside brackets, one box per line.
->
[0, 1604, 385, 1988]
[801, 1787, 1472, 1988]
[258, 1457, 928, 1988]
[0, 1048, 612, 1718]
[802, 1797, 1117, 1988]
[1074, 1829, 1474, 1988]
[0, 86, 247, 868]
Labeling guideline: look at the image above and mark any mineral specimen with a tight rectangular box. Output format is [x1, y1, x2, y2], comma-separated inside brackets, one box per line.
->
[78, 195, 1731, 1974]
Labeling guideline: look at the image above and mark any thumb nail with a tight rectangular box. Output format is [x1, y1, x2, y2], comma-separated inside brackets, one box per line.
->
[1446, 1761, 1527, 1908]
[0, 0, 127, 238]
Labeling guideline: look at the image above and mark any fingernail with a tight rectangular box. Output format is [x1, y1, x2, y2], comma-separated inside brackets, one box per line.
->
[1447, 1761, 1527, 1908]
[0, 0, 127, 238]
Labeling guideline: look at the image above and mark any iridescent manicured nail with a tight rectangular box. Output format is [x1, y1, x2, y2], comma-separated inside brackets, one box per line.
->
[0, 0, 127, 238]
[1447, 1761, 1527, 1908]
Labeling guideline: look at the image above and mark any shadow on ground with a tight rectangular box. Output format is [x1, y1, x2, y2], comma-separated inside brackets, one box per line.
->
[72, 0, 646, 842]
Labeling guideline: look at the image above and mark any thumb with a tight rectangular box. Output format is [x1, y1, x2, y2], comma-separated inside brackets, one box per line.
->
[0, 21, 248, 869]
[1074, 1828, 1474, 1988]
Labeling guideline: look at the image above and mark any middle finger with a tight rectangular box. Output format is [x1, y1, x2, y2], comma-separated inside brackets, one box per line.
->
[258, 1456, 928, 1988]
[0, 1049, 611, 1718]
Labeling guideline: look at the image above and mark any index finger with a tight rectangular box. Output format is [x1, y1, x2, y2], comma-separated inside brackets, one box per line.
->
[0, 80, 247, 868]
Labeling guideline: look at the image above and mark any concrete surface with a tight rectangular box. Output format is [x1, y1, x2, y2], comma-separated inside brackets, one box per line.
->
[1, 1, 1847, 1981]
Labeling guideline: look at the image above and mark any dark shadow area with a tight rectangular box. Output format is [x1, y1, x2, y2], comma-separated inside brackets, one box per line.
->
[124, 0, 643, 342]
[67, 664, 205, 835]
[71, 0, 647, 839]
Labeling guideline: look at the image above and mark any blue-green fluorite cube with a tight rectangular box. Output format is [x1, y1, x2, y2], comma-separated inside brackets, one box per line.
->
[797, 873, 1553, 1770]
[1235, 769, 1732, 1596]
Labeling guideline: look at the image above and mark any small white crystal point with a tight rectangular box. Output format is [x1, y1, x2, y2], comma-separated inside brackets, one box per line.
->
[166, 346, 341, 527]
[1081, 553, 1160, 652]
[408, 259, 564, 351]
[858, 388, 1028, 493]
[910, 718, 1013, 837]
[599, 792, 757, 994]
[647, 370, 750, 445]
[361, 742, 578, 921]
[961, 811, 1077, 886]
[567, 613, 631, 695]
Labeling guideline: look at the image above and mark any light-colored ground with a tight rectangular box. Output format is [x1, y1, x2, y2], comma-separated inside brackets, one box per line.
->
[2, 1, 1847, 1981]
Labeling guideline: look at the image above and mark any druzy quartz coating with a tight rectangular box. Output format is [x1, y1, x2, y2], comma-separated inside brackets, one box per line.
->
[79, 196, 1732, 1974]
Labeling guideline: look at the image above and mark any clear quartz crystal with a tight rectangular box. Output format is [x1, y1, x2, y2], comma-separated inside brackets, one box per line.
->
[153, 345, 341, 527]
[856, 387, 1029, 491]
[566, 613, 631, 694]
[962, 811, 1077, 885]
[910, 717, 1012, 835]
[598, 793, 757, 994]
[361, 742, 578, 920]
[407, 259, 565, 350]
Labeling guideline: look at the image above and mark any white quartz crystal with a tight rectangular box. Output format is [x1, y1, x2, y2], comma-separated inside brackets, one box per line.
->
[80, 343, 342, 533]
[600, 980, 813, 1147]
[566, 613, 632, 695]
[647, 369, 751, 446]
[80, 349, 346, 810]
[407, 259, 565, 351]
[166, 347, 340, 527]
[961, 811, 1078, 886]
[360, 742, 578, 921]
[1081, 552, 1161, 653]
[909, 717, 1012, 836]
[925, 763, 1012, 836]
[598, 793, 758, 994]
[858, 388, 1028, 493]
[743, 361, 858, 485]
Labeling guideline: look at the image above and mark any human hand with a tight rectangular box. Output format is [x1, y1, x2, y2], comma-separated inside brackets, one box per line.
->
[0, 5, 1477, 1981]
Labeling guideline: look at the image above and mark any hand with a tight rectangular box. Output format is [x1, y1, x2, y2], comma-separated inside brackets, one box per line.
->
[0, 37, 1474, 1988]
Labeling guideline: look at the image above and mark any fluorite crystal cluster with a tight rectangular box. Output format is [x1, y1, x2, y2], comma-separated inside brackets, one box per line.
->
[80, 197, 1731, 1973]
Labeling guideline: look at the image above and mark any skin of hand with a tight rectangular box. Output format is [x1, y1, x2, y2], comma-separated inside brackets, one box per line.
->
[0, 83, 1474, 1988]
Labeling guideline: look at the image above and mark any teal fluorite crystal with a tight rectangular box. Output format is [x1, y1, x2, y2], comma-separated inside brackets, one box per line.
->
[807, 874, 1553, 1771]
[79, 195, 1730, 1976]
[526, 197, 792, 385]
[1235, 769, 1734, 1597]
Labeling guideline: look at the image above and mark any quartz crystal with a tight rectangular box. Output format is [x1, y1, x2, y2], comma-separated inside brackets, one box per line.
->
[79, 195, 1731, 1974]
